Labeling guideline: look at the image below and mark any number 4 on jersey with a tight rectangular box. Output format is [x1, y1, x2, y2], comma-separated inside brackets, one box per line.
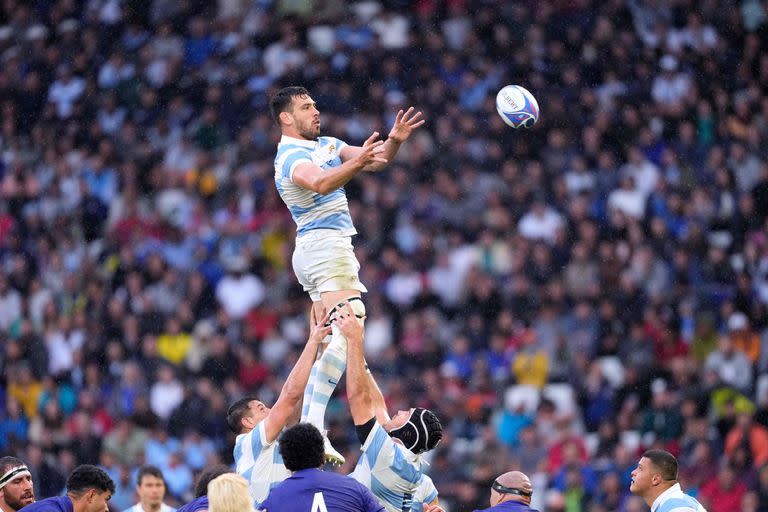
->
[311, 492, 328, 512]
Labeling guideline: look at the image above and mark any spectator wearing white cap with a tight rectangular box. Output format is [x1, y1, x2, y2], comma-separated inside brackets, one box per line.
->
[651, 54, 691, 115]
[705, 334, 754, 394]
[214, 256, 264, 320]
[727, 312, 760, 365]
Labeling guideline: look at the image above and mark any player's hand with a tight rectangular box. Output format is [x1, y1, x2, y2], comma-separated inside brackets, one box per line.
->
[335, 302, 365, 344]
[422, 504, 445, 512]
[308, 307, 332, 345]
[387, 107, 425, 143]
[354, 132, 388, 169]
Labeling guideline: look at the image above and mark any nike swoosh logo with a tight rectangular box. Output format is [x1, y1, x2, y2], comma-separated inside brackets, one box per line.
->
[328, 379, 338, 385]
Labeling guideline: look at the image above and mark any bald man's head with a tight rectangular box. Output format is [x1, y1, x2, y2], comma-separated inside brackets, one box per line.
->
[491, 471, 533, 506]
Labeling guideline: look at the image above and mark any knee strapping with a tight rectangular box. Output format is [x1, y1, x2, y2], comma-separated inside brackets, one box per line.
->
[326, 297, 366, 325]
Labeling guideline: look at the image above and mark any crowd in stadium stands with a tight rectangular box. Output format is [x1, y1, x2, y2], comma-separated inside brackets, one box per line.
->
[1, 0, 768, 511]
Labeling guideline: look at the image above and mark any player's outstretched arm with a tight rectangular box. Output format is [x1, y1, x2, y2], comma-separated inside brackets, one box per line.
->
[264, 308, 331, 442]
[338, 303, 390, 425]
[363, 363, 390, 425]
[340, 107, 424, 172]
[337, 303, 377, 425]
[293, 132, 386, 195]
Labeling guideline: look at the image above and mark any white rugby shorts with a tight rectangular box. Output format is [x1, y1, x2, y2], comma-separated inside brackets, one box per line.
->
[292, 230, 368, 301]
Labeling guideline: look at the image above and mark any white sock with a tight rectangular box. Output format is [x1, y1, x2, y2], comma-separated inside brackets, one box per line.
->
[301, 357, 320, 422]
[305, 324, 347, 430]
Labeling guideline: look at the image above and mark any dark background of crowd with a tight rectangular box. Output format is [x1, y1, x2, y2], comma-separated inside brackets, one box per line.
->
[1, 0, 768, 511]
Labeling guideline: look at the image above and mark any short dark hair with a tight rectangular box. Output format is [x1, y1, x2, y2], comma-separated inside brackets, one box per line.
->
[193, 464, 233, 498]
[66, 465, 115, 496]
[270, 86, 310, 124]
[136, 465, 164, 486]
[279, 423, 325, 472]
[226, 397, 258, 433]
[0, 456, 27, 474]
[642, 449, 678, 481]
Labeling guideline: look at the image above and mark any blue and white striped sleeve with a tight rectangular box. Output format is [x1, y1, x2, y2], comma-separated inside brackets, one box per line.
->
[361, 422, 394, 468]
[239, 423, 268, 460]
[280, 148, 313, 182]
[418, 475, 438, 504]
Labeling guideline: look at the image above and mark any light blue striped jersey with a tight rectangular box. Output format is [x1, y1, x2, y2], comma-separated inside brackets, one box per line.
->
[651, 483, 707, 512]
[411, 474, 438, 512]
[233, 422, 291, 506]
[349, 422, 425, 512]
[274, 135, 356, 237]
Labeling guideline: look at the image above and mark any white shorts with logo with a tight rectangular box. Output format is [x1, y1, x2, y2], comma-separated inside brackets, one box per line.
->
[292, 229, 368, 302]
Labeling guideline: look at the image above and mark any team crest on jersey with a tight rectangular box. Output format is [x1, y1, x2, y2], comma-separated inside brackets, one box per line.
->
[312, 142, 338, 166]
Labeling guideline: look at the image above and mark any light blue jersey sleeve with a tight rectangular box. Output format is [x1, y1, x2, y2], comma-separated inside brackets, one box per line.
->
[656, 497, 707, 512]
[411, 474, 438, 512]
[233, 423, 291, 505]
[277, 147, 313, 182]
[352, 422, 423, 512]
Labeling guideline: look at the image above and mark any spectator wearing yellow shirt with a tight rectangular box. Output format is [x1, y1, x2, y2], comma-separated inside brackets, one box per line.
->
[512, 328, 550, 389]
[156, 316, 192, 366]
[6, 363, 42, 419]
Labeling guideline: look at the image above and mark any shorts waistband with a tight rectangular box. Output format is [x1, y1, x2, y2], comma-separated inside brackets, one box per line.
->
[296, 229, 352, 242]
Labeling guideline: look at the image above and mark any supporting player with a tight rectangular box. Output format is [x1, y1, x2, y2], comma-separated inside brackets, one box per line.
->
[259, 423, 384, 512]
[271, 86, 424, 464]
[227, 308, 331, 505]
[336, 303, 443, 512]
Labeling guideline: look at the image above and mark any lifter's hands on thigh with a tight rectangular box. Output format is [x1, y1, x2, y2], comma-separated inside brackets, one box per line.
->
[308, 306, 332, 345]
[335, 302, 365, 344]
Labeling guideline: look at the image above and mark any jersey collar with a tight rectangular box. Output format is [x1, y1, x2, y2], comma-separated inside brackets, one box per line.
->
[279, 135, 317, 148]
[651, 483, 682, 512]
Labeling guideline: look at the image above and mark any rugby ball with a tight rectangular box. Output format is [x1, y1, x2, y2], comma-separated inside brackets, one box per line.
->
[496, 85, 539, 129]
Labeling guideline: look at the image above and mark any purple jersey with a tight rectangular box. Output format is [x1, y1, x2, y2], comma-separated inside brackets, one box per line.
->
[19, 496, 74, 512]
[176, 496, 208, 512]
[260, 469, 384, 512]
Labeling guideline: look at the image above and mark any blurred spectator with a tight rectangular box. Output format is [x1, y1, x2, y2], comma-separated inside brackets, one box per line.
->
[214, 257, 264, 320]
[517, 197, 564, 244]
[103, 418, 148, 467]
[705, 334, 754, 394]
[699, 464, 747, 512]
[728, 311, 761, 365]
[724, 412, 768, 469]
[640, 379, 683, 446]
[511, 329, 549, 389]
[149, 366, 184, 421]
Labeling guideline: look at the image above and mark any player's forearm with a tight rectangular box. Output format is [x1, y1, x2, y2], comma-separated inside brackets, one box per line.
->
[286, 400, 302, 427]
[279, 340, 320, 403]
[364, 138, 400, 172]
[265, 339, 320, 441]
[314, 158, 366, 194]
[364, 371, 387, 415]
[346, 336, 375, 423]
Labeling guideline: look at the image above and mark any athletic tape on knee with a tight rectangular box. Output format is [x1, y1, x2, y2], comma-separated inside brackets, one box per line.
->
[347, 297, 366, 317]
[325, 297, 366, 326]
